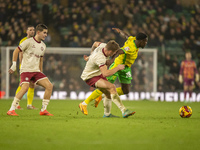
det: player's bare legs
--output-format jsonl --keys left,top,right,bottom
{"left": 15, "top": 84, "right": 22, "bottom": 109}
{"left": 95, "top": 83, "right": 130, "bottom": 107}
{"left": 29, "top": 82, "right": 35, "bottom": 90}
{"left": 121, "top": 83, "right": 131, "bottom": 94}
{"left": 95, "top": 79, "right": 135, "bottom": 118}
{"left": 79, "top": 79, "right": 124, "bottom": 116}
{"left": 37, "top": 78, "right": 53, "bottom": 99}
{"left": 15, "top": 83, "right": 30, "bottom": 99}
{"left": 96, "top": 79, "right": 128, "bottom": 116}
{"left": 7, "top": 83, "right": 29, "bottom": 116}
{"left": 36, "top": 78, "right": 53, "bottom": 116}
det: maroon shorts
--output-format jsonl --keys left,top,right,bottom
{"left": 85, "top": 74, "right": 108, "bottom": 87}
{"left": 184, "top": 78, "right": 194, "bottom": 86}
{"left": 20, "top": 72, "right": 47, "bottom": 85}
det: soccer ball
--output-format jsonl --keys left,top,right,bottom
{"left": 179, "top": 106, "right": 192, "bottom": 118}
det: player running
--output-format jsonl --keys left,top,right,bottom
{"left": 7, "top": 24, "right": 53, "bottom": 116}
{"left": 79, "top": 40, "right": 135, "bottom": 118}
{"left": 82, "top": 28, "right": 148, "bottom": 114}
{"left": 15, "top": 25, "right": 37, "bottom": 110}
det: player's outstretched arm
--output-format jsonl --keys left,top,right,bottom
{"left": 100, "top": 64, "right": 125, "bottom": 77}
{"left": 9, "top": 47, "right": 20, "bottom": 74}
{"left": 112, "top": 28, "right": 130, "bottom": 39}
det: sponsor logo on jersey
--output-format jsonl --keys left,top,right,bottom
{"left": 124, "top": 47, "right": 130, "bottom": 51}
{"left": 34, "top": 54, "right": 40, "bottom": 58}
{"left": 32, "top": 45, "right": 36, "bottom": 48}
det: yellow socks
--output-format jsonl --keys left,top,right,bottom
{"left": 15, "top": 86, "right": 21, "bottom": 95}
{"left": 116, "top": 87, "right": 124, "bottom": 96}
{"left": 84, "top": 89, "right": 103, "bottom": 104}
{"left": 27, "top": 87, "right": 34, "bottom": 106}
{"left": 84, "top": 87, "right": 124, "bottom": 105}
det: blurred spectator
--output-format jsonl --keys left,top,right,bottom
{"left": 182, "top": 38, "right": 192, "bottom": 51}
{"left": 1, "top": 0, "right": 200, "bottom": 94}
{"left": 42, "top": 0, "right": 50, "bottom": 25}
{"left": 170, "top": 61, "right": 180, "bottom": 75}
{"left": 173, "top": 0, "right": 182, "bottom": 13}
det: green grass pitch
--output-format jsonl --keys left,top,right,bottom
{"left": 0, "top": 99, "right": 200, "bottom": 150}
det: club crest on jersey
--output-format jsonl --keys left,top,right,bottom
{"left": 124, "top": 47, "right": 130, "bottom": 51}
{"left": 41, "top": 47, "right": 44, "bottom": 51}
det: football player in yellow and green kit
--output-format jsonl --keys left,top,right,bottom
{"left": 15, "top": 25, "right": 37, "bottom": 110}
{"left": 81, "top": 28, "right": 148, "bottom": 117}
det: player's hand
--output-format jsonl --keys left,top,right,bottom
{"left": 9, "top": 62, "right": 16, "bottom": 74}
{"left": 83, "top": 55, "right": 89, "bottom": 61}
{"left": 179, "top": 75, "right": 183, "bottom": 84}
{"left": 195, "top": 74, "right": 199, "bottom": 82}
{"left": 117, "top": 64, "right": 125, "bottom": 70}
{"left": 112, "top": 28, "right": 121, "bottom": 33}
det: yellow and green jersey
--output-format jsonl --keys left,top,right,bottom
{"left": 111, "top": 36, "right": 139, "bottom": 69}
{"left": 19, "top": 37, "right": 28, "bottom": 45}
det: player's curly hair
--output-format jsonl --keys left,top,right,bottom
{"left": 136, "top": 33, "right": 148, "bottom": 40}
{"left": 106, "top": 40, "right": 120, "bottom": 51}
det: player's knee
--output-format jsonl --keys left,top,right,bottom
{"left": 109, "top": 84, "right": 117, "bottom": 94}
{"left": 47, "top": 82, "right": 53, "bottom": 91}
{"left": 110, "top": 84, "right": 116, "bottom": 90}
{"left": 21, "top": 84, "right": 29, "bottom": 92}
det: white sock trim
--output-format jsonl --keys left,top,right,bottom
{"left": 10, "top": 97, "right": 20, "bottom": 111}
{"left": 41, "top": 99, "right": 49, "bottom": 111}
{"left": 103, "top": 97, "right": 112, "bottom": 116}
{"left": 111, "top": 94, "right": 126, "bottom": 113}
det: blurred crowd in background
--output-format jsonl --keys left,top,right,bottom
{"left": 1, "top": 0, "right": 200, "bottom": 95}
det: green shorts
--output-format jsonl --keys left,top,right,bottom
{"left": 107, "top": 64, "right": 132, "bottom": 84}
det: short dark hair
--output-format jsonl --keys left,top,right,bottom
{"left": 106, "top": 40, "right": 120, "bottom": 51}
{"left": 136, "top": 33, "right": 147, "bottom": 40}
{"left": 36, "top": 24, "right": 48, "bottom": 32}
{"left": 27, "top": 25, "right": 34, "bottom": 29}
